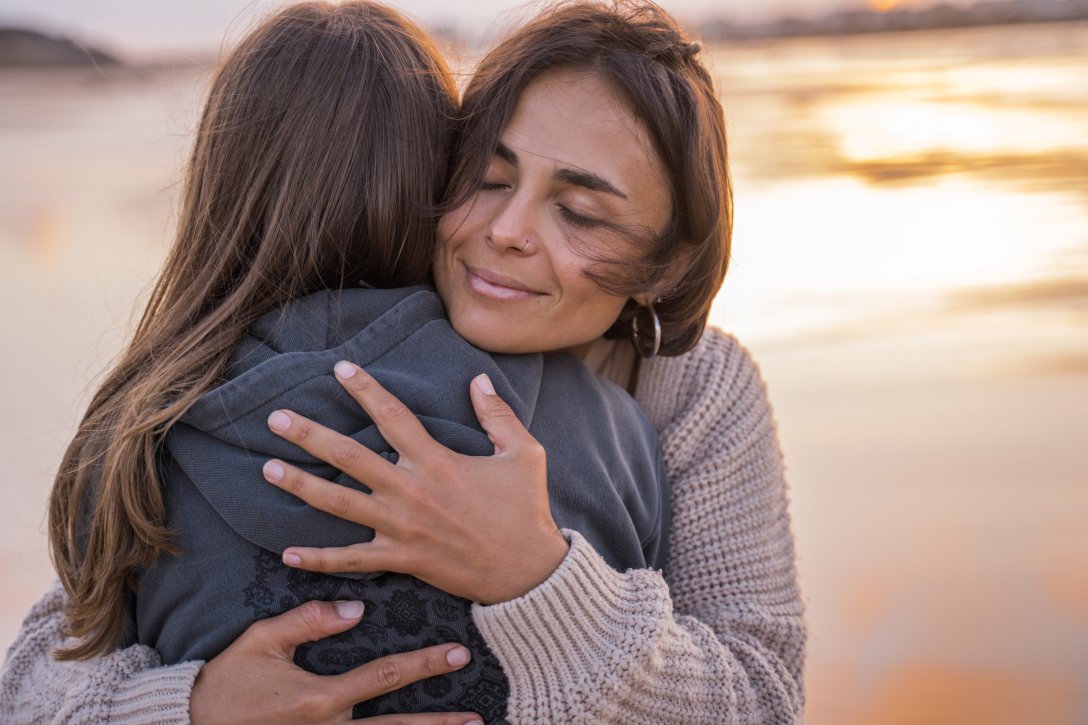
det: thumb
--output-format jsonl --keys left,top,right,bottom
{"left": 470, "top": 373, "right": 532, "bottom": 456}
{"left": 248, "top": 600, "right": 364, "bottom": 657}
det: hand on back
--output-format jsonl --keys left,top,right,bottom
{"left": 261, "top": 363, "right": 570, "bottom": 605}
{"left": 189, "top": 599, "right": 481, "bottom": 725}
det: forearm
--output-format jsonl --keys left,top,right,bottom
{"left": 1, "top": 582, "right": 201, "bottom": 725}
{"left": 473, "top": 331, "right": 806, "bottom": 724}
{"left": 472, "top": 530, "right": 804, "bottom": 724}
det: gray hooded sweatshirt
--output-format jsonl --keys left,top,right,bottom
{"left": 134, "top": 285, "right": 669, "bottom": 722}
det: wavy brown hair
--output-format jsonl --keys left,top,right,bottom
{"left": 49, "top": 0, "right": 457, "bottom": 660}
{"left": 448, "top": 0, "right": 731, "bottom": 355}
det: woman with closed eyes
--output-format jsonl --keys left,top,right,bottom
{"left": 1, "top": 2, "right": 805, "bottom": 723}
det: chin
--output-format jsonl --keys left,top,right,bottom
{"left": 449, "top": 315, "right": 524, "bottom": 354}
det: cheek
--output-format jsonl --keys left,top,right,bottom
{"left": 561, "top": 273, "right": 628, "bottom": 332}
{"left": 436, "top": 201, "right": 478, "bottom": 251}
{"left": 589, "top": 293, "right": 628, "bottom": 325}
{"left": 433, "top": 217, "right": 461, "bottom": 299}
{"left": 436, "top": 214, "right": 462, "bottom": 252}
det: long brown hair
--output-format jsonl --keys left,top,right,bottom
{"left": 49, "top": 0, "right": 457, "bottom": 659}
{"left": 448, "top": 0, "right": 731, "bottom": 355}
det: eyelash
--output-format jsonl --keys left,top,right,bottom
{"left": 558, "top": 205, "right": 601, "bottom": 229}
{"left": 477, "top": 179, "right": 602, "bottom": 229}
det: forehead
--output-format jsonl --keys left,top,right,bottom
{"left": 500, "top": 69, "right": 670, "bottom": 211}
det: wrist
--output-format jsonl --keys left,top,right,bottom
{"left": 530, "top": 529, "right": 571, "bottom": 590}
{"left": 484, "top": 528, "right": 570, "bottom": 605}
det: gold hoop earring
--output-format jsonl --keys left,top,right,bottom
{"left": 631, "top": 300, "right": 661, "bottom": 358}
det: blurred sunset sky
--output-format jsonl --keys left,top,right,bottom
{"left": 1, "top": 2, "right": 1086, "bottom": 724}
{"left": 3, "top": 0, "right": 995, "bottom": 58}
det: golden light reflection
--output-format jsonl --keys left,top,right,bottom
{"left": 952, "top": 276, "right": 1088, "bottom": 312}
{"left": 719, "top": 178, "right": 1082, "bottom": 343}
{"left": 868, "top": 0, "right": 904, "bottom": 12}
{"left": 824, "top": 101, "right": 1083, "bottom": 161}
{"left": 835, "top": 149, "right": 1088, "bottom": 196}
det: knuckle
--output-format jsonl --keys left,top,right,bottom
{"left": 401, "top": 485, "right": 434, "bottom": 514}
{"left": 285, "top": 468, "right": 306, "bottom": 495}
{"left": 524, "top": 441, "right": 547, "bottom": 465}
{"left": 327, "top": 488, "right": 355, "bottom": 517}
{"left": 422, "top": 649, "right": 445, "bottom": 676}
{"left": 331, "top": 441, "right": 361, "bottom": 467}
{"left": 427, "top": 453, "right": 458, "bottom": 482}
{"left": 384, "top": 546, "right": 412, "bottom": 573}
{"left": 291, "top": 691, "right": 325, "bottom": 717}
{"left": 380, "top": 399, "right": 409, "bottom": 421}
{"left": 382, "top": 509, "right": 413, "bottom": 540}
{"left": 354, "top": 372, "right": 376, "bottom": 393}
{"left": 293, "top": 419, "right": 313, "bottom": 443}
{"left": 343, "top": 551, "right": 367, "bottom": 572}
{"left": 376, "top": 658, "right": 404, "bottom": 690}
{"left": 241, "top": 618, "right": 268, "bottom": 645}
{"left": 296, "top": 600, "right": 328, "bottom": 631}
{"left": 487, "top": 398, "right": 516, "bottom": 417}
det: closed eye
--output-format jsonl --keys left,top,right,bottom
{"left": 558, "top": 205, "right": 601, "bottom": 229}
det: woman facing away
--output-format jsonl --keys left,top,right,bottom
{"left": 1, "top": 1, "right": 806, "bottom": 724}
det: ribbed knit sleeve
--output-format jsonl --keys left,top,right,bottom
{"left": 472, "top": 329, "right": 806, "bottom": 723}
{"left": 0, "top": 582, "right": 200, "bottom": 725}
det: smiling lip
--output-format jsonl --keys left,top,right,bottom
{"left": 464, "top": 264, "right": 542, "bottom": 301}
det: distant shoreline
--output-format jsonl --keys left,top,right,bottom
{"left": 0, "top": 27, "right": 118, "bottom": 68}
{"left": 698, "top": 0, "right": 1088, "bottom": 42}
{"left": 700, "top": 17, "right": 1088, "bottom": 49}
{"left": 3, "top": 3, "right": 1086, "bottom": 71}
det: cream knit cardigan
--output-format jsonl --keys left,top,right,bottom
{"left": 1, "top": 329, "right": 806, "bottom": 723}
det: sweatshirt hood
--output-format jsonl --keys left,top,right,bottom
{"left": 165, "top": 286, "right": 542, "bottom": 560}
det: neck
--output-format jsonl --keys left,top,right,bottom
{"left": 573, "top": 337, "right": 639, "bottom": 393}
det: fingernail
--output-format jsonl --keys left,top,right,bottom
{"left": 465, "top": 720, "right": 483, "bottom": 725}
{"left": 263, "top": 460, "right": 285, "bottom": 482}
{"left": 334, "top": 360, "right": 357, "bottom": 379}
{"left": 334, "top": 600, "right": 364, "bottom": 619}
{"left": 446, "top": 646, "right": 471, "bottom": 667}
{"left": 268, "top": 410, "right": 292, "bottom": 432}
{"left": 474, "top": 373, "right": 495, "bottom": 396}
{"left": 283, "top": 551, "right": 302, "bottom": 567}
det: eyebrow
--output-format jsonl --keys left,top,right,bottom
{"left": 494, "top": 142, "right": 629, "bottom": 201}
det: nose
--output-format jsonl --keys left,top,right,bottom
{"left": 486, "top": 189, "right": 540, "bottom": 255}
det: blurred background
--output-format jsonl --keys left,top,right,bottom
{"left": 1, "top": 1, "right": 1085, "bottom": 723}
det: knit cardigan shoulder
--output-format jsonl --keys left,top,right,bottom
{"left": 0, "top": 328, "right": 805, "bottom": 724}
